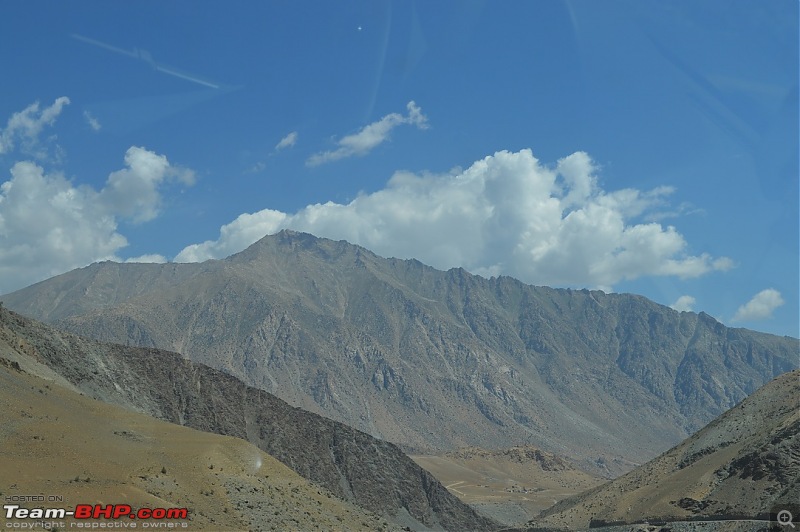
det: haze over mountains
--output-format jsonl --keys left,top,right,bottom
{"left": 3, "top": 230, "right": 797, "bottom": 476}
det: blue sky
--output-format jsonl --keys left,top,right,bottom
{"left": 0, "top": 1, "right": 797, "bottom": 338}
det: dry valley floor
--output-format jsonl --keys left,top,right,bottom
{"left": 412, "top": 446, "right": 604, "bottom": 525}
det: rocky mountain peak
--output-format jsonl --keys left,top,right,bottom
{"left": 2, "top": 231, "right": 797, "bottom": 477}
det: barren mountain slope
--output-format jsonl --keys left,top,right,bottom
{"left": 0, "top": 305, "right": 498, "bottom": 531}
{"left": 0, "top": 358, "right": 392, "bottom": 531}
{"left": 3, "top": 231, "right": 797, "bottom": 475}
{"left": 530, "top": 369, "right": 800, "bottom": 530}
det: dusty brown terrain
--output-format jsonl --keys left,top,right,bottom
{"left": 0, "top": 304, "right": 498, "bottom": 531}
{"left": 0, "top": 358, "right": 394, "bottom": 531}
{"left": 528, "top": 369, "right": 800, "bottom": 530}
{"left": 412, "top": 446, "right": 605, "bottom": 525}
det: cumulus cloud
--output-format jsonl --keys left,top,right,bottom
{"left": 0, "top": 97, "right": 70, "bottom": 158}
{"left": 306, "top": 101, "right": 428, "bottom": 166}
{"left": 0, "top": 147, "right": 194, "bottom": 294}
{"left": 275, "top": 131, "right": 298, "bottom": 151}
{"left": 99, "top": 146, "right": 195, "bottom": 223}
{"left": 670, "top": 295, "right": 696, "bottom": 312}
{"left": 732, "top": 289, "right": 784, "bottom": 322}
{"left": 176, "top": 209, "right": 287, "bottom": 262}
{"left": 176, "top": 149, "right": 732, "bottom": 289}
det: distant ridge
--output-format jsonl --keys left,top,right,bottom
{"left": 3, "top": 230, "right": 798, "bottom": 475}
{"left": 529, "top": 369, "right": 800, "bottom": 529}
{"left": 0, "top": 305, "right": 498, "bottom": 531}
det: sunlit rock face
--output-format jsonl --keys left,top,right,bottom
{"left": 3, "top": 230, "right": 797, "bottom": 476}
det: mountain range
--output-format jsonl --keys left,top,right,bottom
{"left": 0, "top": 304, "right": 497, "bottom": 531}
{"left": 2, "top": 300, "right": 796, "bottom": 530}
{"left": 3, "top": 230, "right": 797, "bottom": 476}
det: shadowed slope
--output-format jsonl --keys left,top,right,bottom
{"left": 0, "top": 357, "right": 391, "bottom": 531}
{"left": 529, "top": 369, "right": 800, "bottom": 529}
{"left": 0, "top": 305, "right": 498, "bottom": 531}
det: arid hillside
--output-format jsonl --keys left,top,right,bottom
{"left": 0, "top": 357, "right": 393, "bottom": 531}
{"left": 0, "top": 304, "right": 498, "bottom": 531}
{"left": 529, "top": 369, "right": 800, "bottom": 530}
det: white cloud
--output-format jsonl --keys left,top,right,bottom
{"left": 125, "top": 254, "right": 167, "bottom": 263}
{"left": 0, "top": 161, "right": 125, "bottom": 293}
{"left": 176, "top": 149, "right": 732, "bottom": 289}
{"left": 306, "top": 101, "right": 428, "bottom": 166}
{"left": 84, "top": 110, "right": 102, "bottom": 132}
{"left": 275, "top": 131, "right": 298, "bottom": 151}
{"left": 644, "top": 201, "right": 704, "bottom": 222}
{"left": 99, "top": 146, "right": 195, "bottom": 223}
{"left": 670, "top": 295, "right": 696, "bottom": 312}
{"left": 732, "top": 288, "right": 784, "bottom": 322}
{"left": 0, "top": 146, "right": 194, "bottom": 294}
{"left": 175, "top": 209, "right": 287, "bottom": 262}
{"left": 0, "top": 97, "right": 70, "bottom": 158}
{"left": 244, "top": 131, "right": 299, "bottom": 175}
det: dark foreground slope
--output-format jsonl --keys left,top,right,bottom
{"left": 3, "top": 231, "right": 798, "bottom": 474}
{"left": 528, "top": 369, "right": 800, "bottom": 530}
{"left": 0, "top": 356, "right": 391, "bottom": 531}
{"left": 0, "top": 305, "right": 498, "bottom": 531}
